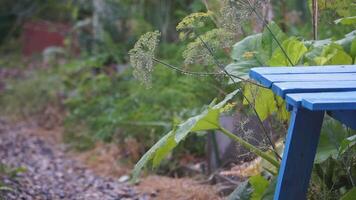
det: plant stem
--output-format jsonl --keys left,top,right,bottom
{"left": 195, "top": 33, "right": 281, "bottom": 160}
{"left": 219, "top": 126, "right": 280, "bottom": 168}
{"left": 153, "top": 58, "right": 268, "bottom": 88}
{"left": 312, "top": 0, "right": 318, "bottom": 40}
{"left": 245, "top": 0, "right": 295, "bottom": 66}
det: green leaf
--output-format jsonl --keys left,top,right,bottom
{"left": 261, "top": 178, "right": 277, "bottom": 200}
{"left": 243, "top": 84, "right": 289, "bottom": 121}
{"left": 315, "top": 118, "right": 352, "bottom": 163}
{"left": 132, "top": 131, "right": 175, "bottom": 181}
{"left": 313, "top": 43, "right": 353, "bottom": 65}
{"left": 226, "top": 22, "right": 286, "bottom": 83}
{"left": 227, "top": 181, "right": 252, "bottom": 200}
{"left": 262, "top": 21, "right": 287, "bottom": 59}
{"left": 336, "top": 30, "right": 356, "bottom": 53}
{"left": 152, "top": 133, "right": 177, "bottom": 167}
{"left": 175, "top": 88, "right": 240, "bottom": 142}
{"left": 249, "top": 175, "right": 270, "bottom": 200}
{"left": 268, "top": 37, "right": 307, "bottom": 66}
{"left": 227, "top": 33, "right": 263, "bottom": 82}
{"left": 132, "top": 89, "right": 240, "bottom": 180}
{"left": 335, "top": 16, "right": 356, "bottom": 25}
{"left": 350, "top": 38, "right": 356, "bottom": 59}
{"left": 341, "top": 188, "right": 356, "bottom": 200}
{"left": 339, "top": 135, "right": 356, "bottom": 155}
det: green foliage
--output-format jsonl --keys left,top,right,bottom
{"left": 132, "top": 89, "right": 280, "bottom": 180}
{"left": 249, "top": 175, "right": 270, "bottom": 200}
{"left": 341, "top": 188, "right": 356, "bottom": 200}
{"left": 335, "top": 16, "right": 356, "bottom": 25}
{"left": 0, "top": 69, "right": 62, "bottom": 118}
{"left": 267, "top": 37, "right": 307, "bottom": 66}
{"left": 62, "top": 55, "right": 219, "bottom": 146}
{"left": 227, "top": 175, "right": 276, "bottom": 200}
{"left": 132, "top": 89, "right": 240, "bottom": 180}
{"left": 308, "top": 0, "right": 356, "bottom": 18}
{"left": 226, "top": 21, "right": 287, "bottom": 82}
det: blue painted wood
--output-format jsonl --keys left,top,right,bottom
{"left": 250, "top": 65, "right": 356, "bottom": 75}
{"left": 272, "top": 81, "right": 356, "bottom": 98}
{"left": 328, "top": 110, "right": 356, "bottom": 130}
{"left": 256, "top": 73, "right": 356, "bottom": 88}
{"left": 286, "top": 91, "right": 356, "bottom": 110}
{"left": 250, "top": 65, "right": 356, "bottom": 200}
{"left": 274, "top": 108, "right": 324, "bottom": 200}
{"left": 249, "top": 65, "right": 356, "bottom": 87}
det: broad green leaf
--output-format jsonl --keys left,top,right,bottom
{"left": 350, "top": 38, "right": 356, "bottom": 59}
{"left": 152, "top": 133, "right": 177, "bottom": 167}
{"left": 339, "top": 135, "right": 356, "bottom": 155}
{"left": 261, "top": 178, "right": 277, "bottom": 200}
{"left": 249, "top": 175, "right": 270, "bottom": 200}
{"left": 175, "top": 88, "right": 240, "bottom": 141}
{"left": 227, "top": 180, "right": 252, "bottom": 200}
{"left": 315, "top": 118, "right": 352, "bottom": 163}
{"left": 336, "top": 30, "right": 356, "bottom": 53}
{"left": 132, "top": 89, "right": 240, "bottom": 180}
{"left": 335, "top": 16, "right": 356, "bottom": 25}
{"left": 227, "top": 33, "right": 263, "bottom": 82}
{"left": 268, "top": 37, "right": 307, "bottom": 66}
{"left": 313, "top": 43, "right": 353, "bottom": 65}
{"left": 226, "top": 22, "right": 286, "bottom": 83}
{"left": 243, "top": 84, "right": 289, "bottom": 121}
{"left": 132, "top": 131, "right": 175, "bottom": 180}
{"left": 341, "top": 188, "right": 356, "bottom": 200}
{"left": 262, "top": 21, "right": 287, "bottom": 59}
{"left": 174, "top": 108, "right": 219, "bottom": 142}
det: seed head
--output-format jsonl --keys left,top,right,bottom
{"left": 182, "top": 29, "right": 234, "bottom": 66}
{"left": 176, "top": 12, "right": 213, "bottom": 40}
{"left": 219, "top": 0, "right": 266, "bottom": 33}
{"left": 129, "top": 31, "right": 161, "bottom": 86}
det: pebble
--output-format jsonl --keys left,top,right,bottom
{"left": 0, "top": 121, "right": 146, "bottom": 200}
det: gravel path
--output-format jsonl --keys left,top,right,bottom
{"left": 0, "top": 120, "right": 147, "bottom": 200}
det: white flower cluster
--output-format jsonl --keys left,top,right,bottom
{"left": 129, "top": 31, "right": 161, "bottom": 86}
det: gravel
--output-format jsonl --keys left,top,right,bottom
{"left": 0, "top": 120, "right": 148, "bottom": 200}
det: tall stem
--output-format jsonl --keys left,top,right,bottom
{"left": 219, "top": 126, "right": 280, "bottom": 168}
{"left": 245, "top": 0, "right": 295, "bottom": 66}
{"left": 312, "top": 0, "right": 318, "bottom": 40}
{"left": 195, "top": 33, "right": 281, "bottom": 160}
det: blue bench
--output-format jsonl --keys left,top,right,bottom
{"left": 249, "top": 65, "right": 356, "bottom": 200}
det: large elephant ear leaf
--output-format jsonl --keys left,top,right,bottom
{"left": 132, "top": 131, "right": 175, "bottom": 181}
{"left": 268, "top": 37, "right": 307, "bottom": 66}
{"left": 131, "top": 89, "right": 240, "bottom": 181}
{"left": 261, "top": 21, "right": 287, "bottom": 59}
{"left": 175, "top": 88, "right": 240, "bottom": 142}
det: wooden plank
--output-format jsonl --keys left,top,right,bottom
{"left": 258, "top": 73, "right": 356, "bottom": 88}
{"left": 249, "top": 65, "right": 356, "bottom": 86}
{"left": 250, "top": 65, "right": 356, "bottom": 75}
{"left": 286, "top": 91, "right": 356, "bottom": 110}
{"left": 272, "top": 81, "right": 356, "bottom": 98}
{"left": 274, "top": 107, "right": 324, "bottom": 200}
{"left": 328, "top": 110, "right": 356, "bottom": 130}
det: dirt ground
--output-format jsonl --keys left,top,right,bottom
{"left": 0, "top": 118, "right": 222, "bottom": 200}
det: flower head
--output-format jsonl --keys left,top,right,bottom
{"left": 219, "top": 0, "right": 266, "bottom": 33}
{"left": 182, "top": 29, "right": 234, "bottom": 66}
{"left": 176, "top": 12, "right": 213, "bottom": 40}
{"left": 129, "top": 31, "right": 161, "bottom": 86}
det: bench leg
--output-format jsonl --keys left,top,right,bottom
{"left": 274, "top": 108, "right": 324, "bottom": 200}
